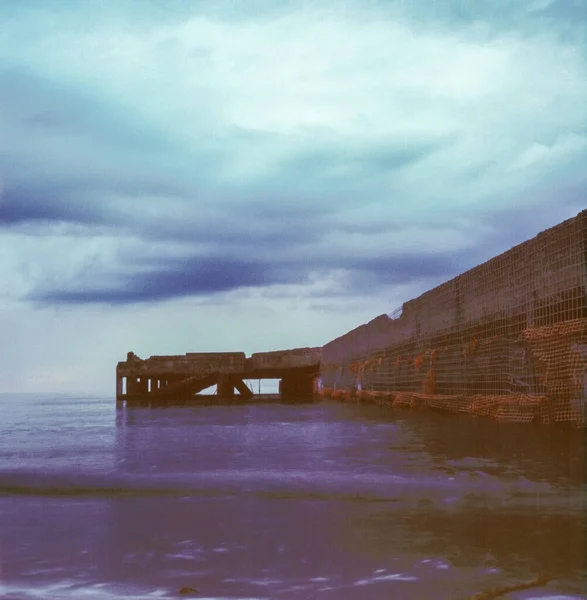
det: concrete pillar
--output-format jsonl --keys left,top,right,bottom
{"left": 137, "top": 377, "right": 148, "bottom": 395}
{"left": 217, "top": 375, "right": 235, "bottom": 398}
{"left": 116, "top": 375, "right": 123, "bottom": 401}
{"left": 280, "top": 375, "right": 313, "bottom": 399}
{"left": 126, "top": 377, "right": 137, "bottom": 396}
{"left": 234, "top": 379, "right": 254, "bottom": 399}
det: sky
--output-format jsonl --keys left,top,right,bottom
{"left": 0, "top": 0, "right": 585, "bottom": 394}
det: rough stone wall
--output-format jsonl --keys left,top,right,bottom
{"left": 320, "top": 210, "right": 586, "bottom": 423}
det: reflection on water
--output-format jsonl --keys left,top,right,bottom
{"left": 403, "top": 412, "right": 586, "bottom": 486}
{"left": 0, "top": 395, "right": 584, "bottom": 599}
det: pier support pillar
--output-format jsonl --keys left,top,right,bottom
{"left": 217, "top": 375, "right": 235, "bottom": 398}
{"left": 280, "top": 375, "right": 314, "bottom": 399}
{"left": 126, "top": 377, "right": 138, "bottom": 396}
{"left": 116, "top": 375, "right": 123, "bottom": 401}
{"left": 137, "top": 377, "right": 148, "bottom": 395}
{"left": 234, "top": 379, "right": 254, "bottom": 400}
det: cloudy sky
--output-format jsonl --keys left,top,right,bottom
{"left": 0, "top": 0, "right": 585, "bottom": 394}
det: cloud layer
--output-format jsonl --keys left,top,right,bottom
{"left": 1, "top": 0, "right": 585, "bottom": 311}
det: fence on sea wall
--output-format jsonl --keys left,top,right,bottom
{"left": 318, "top": 210, "right": 586, "bottom": 426}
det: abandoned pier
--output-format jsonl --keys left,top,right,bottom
{"left": 116, "top": 347, "right": 321, "bottom": 404}
{"left": 116, "top": 210, "right": 586, "bottom": 425}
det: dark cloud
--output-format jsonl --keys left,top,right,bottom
{"left": 18, "top": 178, "right": 586, "bottom": 307}
{"left": 0, "top": 67, "right": 356, "bottom": 238}
{"left": 27, "top": 256, "right": 304, "bottom": 306}
{"left": 0, "top": 182, "right": 110, "bottom": 226}
{"left": 19, "top": 199, "right": 586, "bottom": 307}
{"left": 1, "top": 3, "right": 585, "bottom": 312}
{"left": 470, "top": 187, "right": 587, "bottom": 261}
{"left": 25, "top": 241, "right": 473, "bottom": 306}
{"left": 0, "top": 67, "right": 375, "bottom": 254}
{"left": 349, "top": 252, "right": 462, "bottom": 285}
{"left": 0, "top": 175, "right": 194, "bottom": 228}
{"left": 0, "top": 177, "right": 329, "bottom": 252}
{"left": 0, "top": 66, "right": 214, "bottom": 228}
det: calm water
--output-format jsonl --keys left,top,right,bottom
{"left": 0, "top": 393, "right": 585, "bottom": 600}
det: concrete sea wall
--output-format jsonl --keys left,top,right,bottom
{"left": 318, "top": 210, "right": 586, "bottom": 425}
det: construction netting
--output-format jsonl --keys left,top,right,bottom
{"left": 318, "top": 211, "right": 586, "bottom": 426}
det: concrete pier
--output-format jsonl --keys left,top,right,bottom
{"left": 116, "top": 348, "right": 321, "bottom": 404}
{"left": 115, "top": 212, "right": 584, "bottom": 424}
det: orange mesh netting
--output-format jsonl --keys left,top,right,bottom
{"left": 319, "top": 318, "right": 585, "bottom": 426}
{"left": 522, "top": 318, "right": 586, "bottom": 424}
{"left": 319, "top": 211, "right": 586, "bottom": 426}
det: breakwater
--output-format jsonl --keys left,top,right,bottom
{"left": 317, "top": 210, "right": 586, "bottom": 426}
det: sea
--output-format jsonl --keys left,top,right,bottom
{"left": 0, "top": 393, "right": 585, "bottom": 600}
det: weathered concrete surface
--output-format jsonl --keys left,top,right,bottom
{"left": 117, "top": 352, "right": 247, "bottom": 378}
{"left": 319, "top": 210, "right": 586, "bottom": 424}
{"left": 116, "top": 347, "right": 321, "bottom": 403}
{"left": 248, "top": 347, "right": 322, "bottom": 371}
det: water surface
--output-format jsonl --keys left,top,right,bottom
{"left": 0, "top": 394, "right": 585, "bottom": 599}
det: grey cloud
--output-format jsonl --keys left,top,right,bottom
{"left": 0, "top": 67, "right": 361, "bottom": 237}
{"left": 2, "top": 2, "right": 584, "bottom": 311}
{"left": 0, "top": 67, "right": 218, "bottom": 229}
{"left": 0, "top": 67, "right": 171, "bottom": 155}
{"left": 0, "top": 182, "right": 110, "bottom": 226}
{"left": 0, "top": 176, "right": 189, "bottom": 227}
{"left": 472, "top": 188, "right": 587, "bottom": 258}
{"left": 116, "top": 0, "right": 586, "bottom": 31}
{"left": 349, "top": 252, "right": 462, "bottom": 285}
{"left": 26, "top": 239, "right": 474, "bottom": 306}
{"left": 27, "top": 256, "right": 308, "bottom": 306}
{"left": 22, "top": 193, "right": 584, "bottom": 306}
{"left": 0, "top": 66, "right": 408, "bottom": 250}
{"left": 277, "top": 137, "right": 448, "bottom": 183}
{"left": 395, "top": 0, "right": 585, "bottom": 37}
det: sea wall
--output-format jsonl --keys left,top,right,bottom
{"left": 319, "top": 210, "right": 586, "bottom": 425}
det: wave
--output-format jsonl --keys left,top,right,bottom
{"left": 0, "top": 582, "right": 268, "bottom": 600}
{"left": 1, "top": 468, "right": 582, "bottom": 511}
{"left": 0, "top": 468, "right": 449, "bottom": 496}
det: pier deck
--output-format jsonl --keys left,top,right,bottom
{"left": 116, "top": 347, "right": 321, "bottom": 404}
